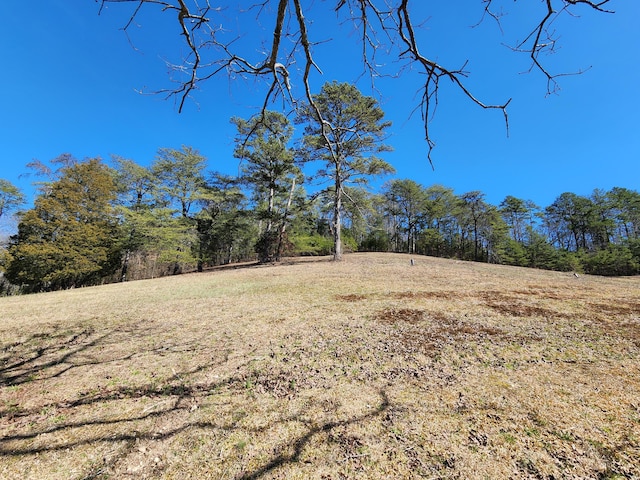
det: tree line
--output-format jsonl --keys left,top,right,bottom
{"left": 1, "top": 83, "right": 639, "bottom": 293}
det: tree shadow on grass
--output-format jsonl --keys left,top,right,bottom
{"left": 0, "top": 322, "right": 391, "bottom": 479}
{"left": 238, "top": 389, "right": 390, "bottom": 480}
{"left": 0, "top": 327, "right": 244, "bottom": 478}
{"left": 201, "top": 255, "right": 333, "bottom": 274}
{"left": 0, "top": 329, "right": 119, "bottom": 388}
{"left": 0, "top": 322, "right": 191, "bottom": 390}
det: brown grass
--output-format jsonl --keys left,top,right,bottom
{"left": 0, "top": 253, "right": 638, "bottom": 479}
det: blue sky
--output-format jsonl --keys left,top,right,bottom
{"left": 1, "top": 1, "right": 638, "bottom": 232}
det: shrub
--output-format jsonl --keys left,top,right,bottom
{"left": 290, "top": 234, "right": 333, "bottom": 256}
{"left": 581, "top": 245, "right": 640, "bottom": 276}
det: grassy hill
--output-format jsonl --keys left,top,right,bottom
{"left": 1, "top": 253, "right": 638, "bottom": 479}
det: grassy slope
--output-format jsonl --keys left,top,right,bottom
{"left": 0, "top": 253, "right": 639, "bottom": 479}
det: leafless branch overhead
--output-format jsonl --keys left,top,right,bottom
{"left": 97, "top": 0, "right": 615, "bottom": 163}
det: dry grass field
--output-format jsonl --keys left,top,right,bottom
{"left": 0, "top": 253, "right": 639, "bottom": 479}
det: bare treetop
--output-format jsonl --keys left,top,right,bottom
{"left": 97, "top": 0, "right": 613, "bottom": 163}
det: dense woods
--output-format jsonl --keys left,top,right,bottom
{"left": 1, "top": 84, "right": 639, "bottom": 293}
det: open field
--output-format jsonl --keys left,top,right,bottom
{"left": 1, "top": 253, "right": 639, "bottom": 479}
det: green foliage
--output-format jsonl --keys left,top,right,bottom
{"left": 113, "top": 147, "right": 261, "bottom": 277}
{"left": 458, "top": 191, "right": 492, "bottom": 261}
{"left": 499, "top": 195, "right": 538, "bottom": 244}
{"left": 298, "top": 81, "right": 394, "bottom": 260}
{"left": 121, "top": 207, "right": 198, "bottom": 263}
{"left": 0, "top": 247, "right": 9, "bottom": 273}
{"left": 5, "top": 146, "right": 640, "bottom": 286}
{"left": 384, "top": 179, "right": 428, "bottom": 254}
{"left": 153, "top": 146, "right": 208, "bottom": 218}
{"left": 290, "top": 234, "right": 334, "bottom": 256}
{"left": 341, "top": 233, "right": 359, "bottom": 253}
{"left": 255, "top": 230, "right": 295, "bottom": 263}
{"left": 582, "top": 245, "right": 640, "bottom": 276}
{"left": 6, "top": 158, "right": 122, "bottom": 292}
{"left": 341, "top": 187, "right": 379, "bottom": 246}
{"left": 255, "top": 230, "right": 280, "bottom": 263}
{"left": 525, "top": 234, "right": 556, "bottom": 270}
{"left": 112, "top": 156, "right": 156, "bottom": 210}
{"left": 525, "top": 233, "right": 579, "bottom": 272}
{"left": 232, "top": 111, "right": 301, "bottom": 261}
{"left": 196, "top": 175, "right": 257, "bottom": 266}
{"left": 416, "top": 229, "right": 446, "bottom": 257}
{"left": 608, "top": 187, "right": 640, "bottom": 241}
{"left": 0, "top": 179, "right": 25, "bottom": 220}
{"left": 360, "top": 230, "right": 391, "bottom": 252}
{"left": 628, "top": 238, "right": 640, "bottom": 259}
{"left": 496, "top": 238, "right": 529, "bottom": 267}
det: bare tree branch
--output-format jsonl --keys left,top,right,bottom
{"left": 97, "top": 0, "right": 615, "bottom": 163}
{"left": 490, "top": 0, "right": 613, "bottom": 94}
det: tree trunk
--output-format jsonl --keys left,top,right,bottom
{"left": 267, "top": 185, "right": 275, "bottom": 232}
{"left": 276, "top": 177, "right": 296, "bottom": 261}
{"left": 473, "top": 219, "right": 480, "bottom": 261}
{"left": 334, "top": 173, "right": 343, "bottom": 261}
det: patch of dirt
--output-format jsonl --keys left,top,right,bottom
{"left": 483, "top": 301, "right": 565, "bottom": 318}
{"left": 235, "top": 368, "right": 300, "bottom": 398}
{"left": 390, "top": 291, "right": 458, "bottom": 300}
{"left": 375, "top": 308, "right": 510, "bottom": 355}
{"left": 337, "top": 290, "right": 460, "bottom": 302}
{"left": 478, "top": 291, "right": 567, "bottom": 319}
{"left": 335, "top": 294, "right": 369, "bottom": 302}
{"left": 376, "top": 308, "right": 427, "bottom": 325}
{"left": 589, "top": 301, "right": 640, "bottom": 316}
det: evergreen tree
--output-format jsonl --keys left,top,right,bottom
{"left": 0, "top": 179, "right": 25, "bottom": 221}
{"left": 459, "top": 191, "right": 490, "bottom": 261}
{"left": 545, "top": 192, "right": 599, "bottom": 251}
{"left": 499, "top": 196, "right": 538, "bottom": 244}
{"left": 112, "top": 156, "right": 156, "bottom": 211}
{"left": 6, "top": 158, "right": 121, "bottom": 292}
{"left": 153, "top": 146, "right": 208, "bottom": 219}
{"left": 298, "top": 82, "right": 394, "bottom": 260}
{"left": 232, "top": 111, "right": 301, "bottom": 262}
{"left": 421, "top": 185, "right": 458, "bottom": 257}
{"left": 112, "top": 157, "right": 159, "bottom": 280}
{"left": 196, "top": 174, "right": 256, "bottom": 266}
{"left": 384, "top": 179, "right": 427, "bottom": 254}
{"left": 607, "top": 187, "right": 640, "bottom": 241}
{"left": 151, "top": 146, "right": 208, "bottom": 271}
{"left": 341, "top": 186, "right": 378, "bottom": 250}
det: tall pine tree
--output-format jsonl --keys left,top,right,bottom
{"left": 298, "top": 82, "right": 394, "bottom": 260}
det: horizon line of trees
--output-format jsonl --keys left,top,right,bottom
{"left": 1, "top": 151, "right": 638, "bottom": 294}
{"left": 1, "top": 84, "right": 639, "bottom": 294}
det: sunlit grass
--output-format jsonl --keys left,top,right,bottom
{"left": 0, "top": 253, "right": 638, "bottom": 479}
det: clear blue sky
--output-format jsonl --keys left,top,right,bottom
{"left": 1, "top": 1, "right": 638, "bottom": 232}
